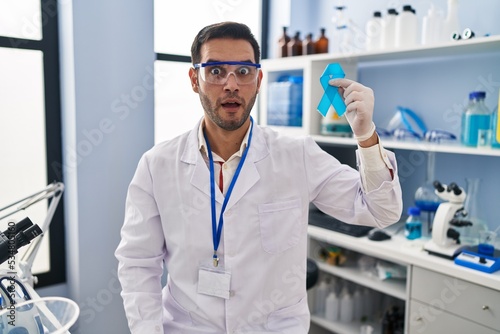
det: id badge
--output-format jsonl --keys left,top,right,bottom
{"left": 197, "top": 264, "right": 231, "bottom": 300}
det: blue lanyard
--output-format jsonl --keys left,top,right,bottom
{"left": 203, "top": 117, "right": 254, "bottom": 267}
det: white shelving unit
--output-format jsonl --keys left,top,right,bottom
{"left": 260, "top": 36, "right": 500, "bottom": 334}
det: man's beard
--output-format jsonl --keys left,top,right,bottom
{"left": 199, "top": 91, "right": 257, "bottom": 131}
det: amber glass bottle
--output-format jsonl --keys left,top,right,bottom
{"left": 287, "top": 31, "right": 302, "bottom": 56}
{"left": 277, "top": 26, "right": 291, "bottom": 57}
{"left": 303, "top": 33, "right": 315, "bottom": 55}
{"left": 315, "top": 28, "right": 329, "bottom": 54}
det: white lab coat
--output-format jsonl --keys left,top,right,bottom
{"left": 115, "top": 120, "right": 402, "bottom": 334}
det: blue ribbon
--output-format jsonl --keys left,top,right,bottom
{"left": 317, "top": 63, "right": 347, "bottom": 117}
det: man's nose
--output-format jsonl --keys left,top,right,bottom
{"left": 224, "top": 72, "right": 239, "bottom": 91}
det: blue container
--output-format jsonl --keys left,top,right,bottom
{"left": 267, "top": 75, "right": 303, "bottom": 127}
{"left": 405, "top": 206, "right": 422, "bottom": 240}
{"left": 461, "top": 91, "right": 491, "bottom": 147}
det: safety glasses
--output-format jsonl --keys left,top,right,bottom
{"left": 194, "top": 61, "right": 261, "bottom": 85}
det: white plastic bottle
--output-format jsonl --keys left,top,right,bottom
{"left": 442, "top": 0, "right": 460, "bottom": 42}
{"left": 325, "top": 292, "right": 340, "bottom": 322}
{"left": 422, "top": 4, "right": 443, "bottom": 45}
{"left": 353, "top": 287, "right": 363, "bottom": 322}
{"left": 339, "top": 287, "right": 354, "bottom": 322}
{"left": 381, "top": 8, "right": 398, "bottom": 50}
{"left": 365, "top": 11, "right": 383, "bottom": 51}
{"left": 315, "top": 280, "right": 329, "bottom": 316}
{"left": 395, "top": 5, "right": 418, "bottom": 48}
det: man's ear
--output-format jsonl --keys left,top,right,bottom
{"left": 189, "top": 67, "right": 199, "bottom": 93}
{"left": 256, "top": 68, "right": 263, "bottom": 94}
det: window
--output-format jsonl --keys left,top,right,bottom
{"left": 0, "top": 0, "right": 65, "bottom": 287}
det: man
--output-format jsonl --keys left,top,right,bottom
{"left": 115, "top": 21, "right": 402, "bottom": 333}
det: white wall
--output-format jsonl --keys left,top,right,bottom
{"left": 58, "top": 1, "right": 155, "bottom": 333}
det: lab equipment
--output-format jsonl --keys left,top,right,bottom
{"left": 380, "top": 8, "right": 398, "bottom": 50}
{"left": 267, "top": 75, "right": 303, "bottom": 127}
{"left": 325, "top": 291, "right": 340, "bottom": 322}
{"left": 461, "top": 91, "right": 491, "bottom": 147}
{"left": 287, "top": 31, "right": 302, "bottom": 56}
{"left": 491, "top": 98, "right": 500, "bottom": 148}
{"left": 0, "top": 181, "right": 64, "bottom": 286}
{"left": 277, "top": 26, "right": 291, "bottom": 57}
{"left": 454, "top": 248, "right": 500, "bottom": 273}
{"left": 365, "top": 11, "right": 383, "bottom": 51}
{"left": 421, "top": 4, "right": 443, "bottom": 45}
{"left": 314, "top": 28, "right": 329, "bottom": 54}
{"left": 414, "top": 152, "right": 442, "bottom": 232}
{"left": 405, "top": 207, "right": 422, "bottom": 240}
{"left": 460, "top": 178, "right": 488, "bottom": 245}
{"left": 339, "top": 286, "right": 354, "bottom": 322}
{"left": 315, "top": 280, "right": 329, "bottom": 316}
{"left": 442, "top": 0, "right": 461, "bottom": 41}
{"left": 0, "top": 217, "right": 42, "bottom": 265}
{"left": 424, "top": 180, "right": 472, "bottom": 259}
{"left": 302, "top": 33, "right": 314, "bottom": 55}
{"left": 395, "top": 5, "right": 418, "bottom": 48}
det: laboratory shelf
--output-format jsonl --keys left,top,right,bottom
{"left": 310, "top": 315, "right": 380, "bottom": 334}
{"left": 316, "top": 262, "right": 407, "bottom": 301}
{"left": 310, "top": 135, "right": 500, "bottom": 157}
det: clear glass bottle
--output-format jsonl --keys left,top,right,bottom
{"left": 315, "top": 28, "right": 329, "bottom": 54}
{"left": 461, "top": 91, "right": 491, "bottom": 147}
{"left": 414, "top": 151, "right": 442, "bottom": 235}
{"left": 405, "top": 206, "right": 422, "bottom": 240}
{"left": 461, "top": 178, "right": 488, "bottom": 245}
{"left": 277, "top": 26, "right": 290, "bottom": 57}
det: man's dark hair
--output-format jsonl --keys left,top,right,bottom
{"left": 191, "top": 21, "right": 261, "bottom": 65}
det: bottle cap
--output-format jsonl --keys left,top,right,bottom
{"left": 388, "top": 8, "right": 398, "bottom": 15}
{"left": 408, "top": 206, "right": 421, "bottom": 216}
{"left": 469, "top": 91, "right": 486, "bottom": 100}
{"left": 374, "top": 11, "right": 382, "bottom": 17}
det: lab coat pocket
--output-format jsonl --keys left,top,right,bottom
{"left": 258, "top": 198, "right": 302, "bottom": 254}
{"left": 163, "top": 284, "right": 193, "bottom": 325}
{"left": 267, "top": 297, "right": 309, "bottom": 332}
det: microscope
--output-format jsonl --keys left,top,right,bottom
{"left": 424, "top": 181, "right": 472, "bottom": 259}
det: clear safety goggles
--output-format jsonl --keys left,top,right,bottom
{"left": 194, "top": 61, "right": 261, "bottom": 85}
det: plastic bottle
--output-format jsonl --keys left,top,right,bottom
{"left": 277, "top": 26, "right": 290, "bottom": 57}
{"left": 339, "top": 287, "right": 354, "bottom": 322}
{"left": 491, "top": 90, "right": 500, "bottom": 148}
{"left": 302, "top": 33, "right": 315, "bottom": 55}
{"left": 381, "top": 8, "right": 398, "bottom": 50}
{"left": 365, "top": 11, "right": 383, "bottom": 51}
{"left": 405, "top": 206, "right": 422, "bottom": 240}
{"left": 395, "top": 5, "right": 418, "bottom": 48}
{"left": 461, "top": 91, "right": 491, "bottom": 147}
{"left": 442, "top": 0, "right": 460, "bottom": 42}
{"left": 315, "top": 28, "right": 329, "bottom": 54}
{"left": 287, "top": 31, "right": 302, "bottom": 57}
{"left": 353, "top": 287, "right": 363, "bottom": 322}
{"left": 314, "top": 280, "right": 329, "bottom": 316}
{"left": 421, "top": 4, "right": 443, "bottom": 45}
{"left": 325, "top": 292, "right": 340, "bottom": 322}
{"left": 492, "top": 104, "right": 500, "bottom": 148}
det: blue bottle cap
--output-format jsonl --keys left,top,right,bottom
{"left": 469, "top": 91, "right": 486, "bottom": 100}
{"left": 408, "top": 206, "right": 421, "bottom": 216}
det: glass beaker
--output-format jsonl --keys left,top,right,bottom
{"left": 414, "top": 151, "right": 442, "bottom": 235}
{"left": 461, "top": 178, "right": 488, "bottom": 245}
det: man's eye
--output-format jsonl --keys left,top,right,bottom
{"left": 210, "top": 67, "right": 223, "bottom": 76}
{"left": 238, "top": 67, "right": 250, "bottom": 75}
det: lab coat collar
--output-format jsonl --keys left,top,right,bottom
{"left": 181, "top": 117, "right": 269, "bottom": 208}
